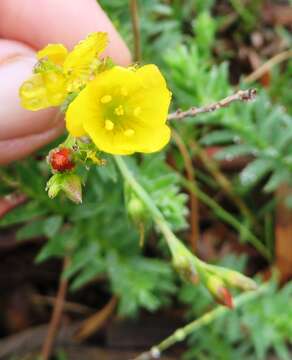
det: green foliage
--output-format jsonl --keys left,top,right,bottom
{"left": 129, "top": 154, "right": 189, "bottom": 231}
{"left": 0, "top": 154, "right": 185, "bottom": 317}
{"left": 183, "top": 282, "right": 292, "bottom": 360}
{"left": 99, "top": 0, "right": 218, "bottom": 66}
{"left": 180, "top": 256, "right": 292, "bottom": 360}
{"left": 165, "top": 37, "right": 292, "bottom": 211}
{"left": 1, "top": 0, "right": 292, "bottom": 357}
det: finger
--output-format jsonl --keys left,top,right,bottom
{"left": 0, "top": 0, "right": 131, "bottom": 66}
{"left": 0, "top": 39, "right": 59, "bottom": 140}
{"left": 0, "top": 193, "right": 27, "bottom": 219}
{"left": 0, "top": 121, "right": 64, "bottom": 165}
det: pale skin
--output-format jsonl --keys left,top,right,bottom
{"left": 0, "top": 0, "right": 131, "bottom": 164}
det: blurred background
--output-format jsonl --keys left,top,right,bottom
{"left": 0, "top": 0, "right": 292, "bottom": 359}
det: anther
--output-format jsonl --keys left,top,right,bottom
{"left": 100, "top": 95, "right": 112, "bottom": 104}
{"left": 105, "top": 119, "right": 114, "bottom": 131}
{"left": 124, "top": 129, "right": 135, "bottom": 137}
{"left": 115, "top": 105, "right": 124, "bottom": 116}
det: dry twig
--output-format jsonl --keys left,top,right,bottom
{"left": 74, "top": 296, "right": 118, "bottom": 342}
{"left": 167, "top": 89, "right": 257, "bottom": 121}
{"left": 190, "top": 141, "right": 256, "bottom": 226}
{"left": 243, "top": 49, "right": 292, "bottom": 84}
{"left": 41, "top": 257, "right": 69, "bottom": 360}
{"left": 31, "top": 294, "right": 94, "bottom": 315}
{"left": 172, "top": 130, "right": 199, "bottom": 252}
{"left": 130, "top": 0, "right": 141, "bottom": 62}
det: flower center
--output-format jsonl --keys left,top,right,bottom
{"left": 100, "top": 92, "right": 137, "bottom": 137}
{"left": 114, "top": 105, "right": 125, "bottom": 116}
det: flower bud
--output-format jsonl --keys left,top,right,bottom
{"left": 61, "top": 174, "right": 82, "bottom": 204}
{"left": 125, "top": 182, "right": 149, "bottom": 225}
{"left": 48, "top": 147, "right": 75, "bottom": 172}
{"left": 46, "top": 174, "right": 63, "bottom": 199}
{"left": 217, "top": 286, "right": 234, "bottom": 309}
{"left": 128, "top": 197, "right": 146, "bottom": 222}
{"left": 222, "top": 270, "right": 257, "bottom": 291}
{"left": 46, "top": 173, "right": 82, "bottom": 203}
{"left": 208, "top": 266, "right": 258, "bottom": 292}
{"left": 206, "top": 276, "right": 234, "bottom": 309}
{"left": 172, "top": 252, "right": 198, "bottom": 284}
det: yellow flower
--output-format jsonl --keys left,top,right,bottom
{"left": 66, "top": 65, "right": 172, "bottom": 155}
{"left": 19, "top": 32, "right": 108, "bottom": 111}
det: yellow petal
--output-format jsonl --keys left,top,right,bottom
{"left": 37, "top": 44, "right": 68, "bottom": 65}
{"left": 19, "top": 72, "right": 67, "bottom": 111}
{"left": 124, "top": 128, "right": 135, "bottom": 137}
{"left": 103, "top": 122, "right": 171, "bottom": 154}
{"left": 63, "top": 32, "right": 108, "bottom": 91}
{"left": 66, "top": 86, "right": 95, "bottom": 137}
{"left": 82, "top": 66, "right": 140, "bottom": 100}
{"left": 44, "top": 72, "right": 67, "bottom": 105}
{"left": 136, "top": 64, "right": 168, "bottom": 88}
{"left": 19, "top": 74, "right": 49, "bottom": 111}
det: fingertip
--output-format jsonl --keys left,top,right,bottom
{"left": 0, "top": 0, "right": 132, "bottom": 66}
{"left": 0, "top": 122, "right": 65, "bottom": 165}
{"left": 95, "top": 2, "right": 132, "bottom": 66}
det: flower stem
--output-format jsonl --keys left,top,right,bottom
{"left": 114, "top": 156, "right": 202, "bottom": 269}
{"left": 115, "top": 157, "right": 177, "bottom": 247}
{"left": 132, "top": 283, "right": 269, "bottom": 360}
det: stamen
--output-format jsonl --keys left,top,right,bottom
{"left": 105, "top": 119, "right": 114, "bottom": 131}
{"left": 100, "top": 95, "right": 112, "bottom": 104}
{"left": 134, "top": 107, "right": 141, "bottom": 116}
{"left": 115, "top": 105, "right": 124, "bottom": 116}
{"left": 124, "top": 129, "right": 135, "bottom": 137}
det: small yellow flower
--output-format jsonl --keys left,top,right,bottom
{"left": 66, "top": 65, "right": 172, "bottom": 155}
{"left": 19, "top": 32, "right": 108, "bottom": 111}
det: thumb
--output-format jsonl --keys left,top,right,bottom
{"left": 0, "top": 40, "right": 64, "bottom": 164}
{"left": 0, "top": 40, "right": 60, "bottom": 141}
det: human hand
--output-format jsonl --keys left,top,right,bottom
{"left": 0, "top": 0, "right": 131, "bottom": 164}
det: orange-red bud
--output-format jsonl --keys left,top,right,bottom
{"left": 217, "top": 287, "right": 234, "bottom": 309}
{"left": 49, "top": 148, "right": 75, "bottom": 172}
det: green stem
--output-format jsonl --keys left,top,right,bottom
{"left": 179, "top": 176, "right": 271, "bottom": 261}
{"left": 114, "top": 156, "right": 202, "bottom": 269}
{"left": 133, "top": 283, "right": 270, "bottom": 360}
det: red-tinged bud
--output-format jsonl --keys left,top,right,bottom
{"left": 217, "top": 287, "right": 234, "bottom": 309}
{"left": 48, "top": 148, "right": 75, "bottom": 172}
{"left": 46, "top": 173, "right": 82, "bottom": 203}
{"left": 224, "top": 270, "right": 257, "bottom": 291}
{"left": 206, "top": 276, "right": 234, "bottom": 309}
